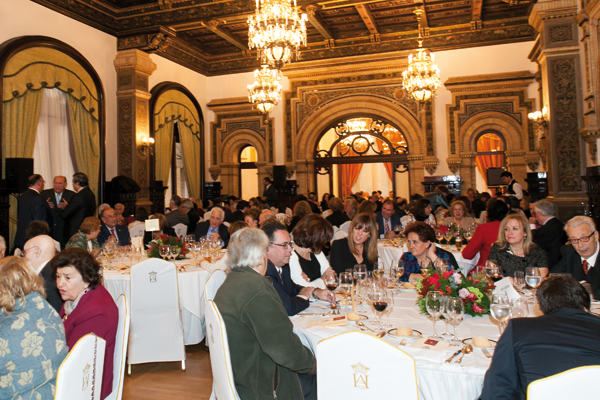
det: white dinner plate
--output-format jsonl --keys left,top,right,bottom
{"left": 462, "top": 338, "right": 497, "bottom": 349}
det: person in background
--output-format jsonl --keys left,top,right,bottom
{"left": 249, "top": 196, "right": 264, "bottom": 210}
{"left": 61, "top": 172, "right": 96, "bottom": 245}
{"left": 0, "top": 235, "right": 5, "bottom": 259}
{"left": 143, "top": 213, "right": 176, "bottom": 245}
{"left": 195, "top": 207, "right": 230, "bottom": 248}
{"left": 500, "top": 171, "right": 523, "bottom": 201}
{"left": 97, "top": 207, "right": 130, "bottom": 247}
{"left": 262, "top": 177, "right": 278, "bottom": 207}
{"left": 425, "top": 185, "right": 450, "bottom": 213}
{"left": 376, "top": 199, "right": 401, "bottom": 239}
{"left": 181, "top": 199, "right": 200, "bottom": 235}
{"left": 395, "top": 197, "right": 408, "bottom": 219}
{"left": 320, "top": 193, "right": 331, "bottom": 211}
{"left": 23, "top": 234, "right": 63, "bottom": 312}
{"left": 114, "top": 203, "right": 128, "bottom": 226}
{"left": 228, "top": 220, "right": 248, "bottom": 236}
{"left": 330, "top": 213, "right": 378, "bottom": 273}
{"left": 0, "top": 256, "right": 68, "bottom": 400}
{"left": 42, "top": 175, "right": 75, "bottom": 248}
{"left": 166, "top": 195, "right": 189, "bottom": 227}
{"left": 444, "top": 200, "right": 476, "bottom": 230}
{"left": 244, "top": 207, "right": 262, "bottom": 228}
{"left": 259, "top": 209, "right": 277, "bottom": 226}
{"left": 288, "top": 200, "right": 312, "bottom": 232}
{"left": 307, "top": 192, "right": 321, "bottom": 213}
{"left": 405, "top": 198, "right": 436, "bottom": 226}
{"left": 226, "top": 200, "right": 248, "bottom": 224}
{"left": 462, "top": 198, "right": 509, "bottom": 267}
{"left": 24, "top": 220, "right": 50, "bottom": 243}
{"left": 531, "top": 199, "right": 568, "bottom": 269}
{"left": 358, "top": 200, "right": 377, "bottom": 215}
{"left": 15, "top": 174, "right": 51, "bottom": 251}
{"left": 66, "top": 216, "right": 102, "bottom": 257}
{"left": 326, "top": 197, "right": 349, "bottom": 228}
{"left": 344, "top": 196, "right": 358, "bottom": 220}
{"left": 370, "top": 191, "right": 383, "bottom": 213}
{"left": 128, "top": 207, "right": 148, "bottom": 230}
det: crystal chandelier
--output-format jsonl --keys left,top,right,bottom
{"left": 402, "top": 9, "right": 441, "bottom": 103}
{"left": 247, "top": 65, "right": 282, "bottom": 114}
{"left": 247, "top": 0, "right": 308, "bottom": 70}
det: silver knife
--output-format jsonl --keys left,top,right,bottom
{"left": 445, "top": 349, "right": 462, "bottom": 363}
{"left": 482, "top": 348, "right": 492, "bottom": 358}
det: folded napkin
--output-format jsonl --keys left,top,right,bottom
{"left": 401, "top": 344, "right": 455, "bottom": 363}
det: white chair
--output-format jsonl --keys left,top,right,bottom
{"left": 222, "top": 221, "right": 230, "bottom": 227}
{"left": 105, "top": 295, "right": 130, "bottom": 400}
{"left": 173, "top": 223, "right": 187, "bottom": 238}
{"left": 317, "top": 331, "right": 418, "bottom": 400}
{"left": 285, "top": 207, "right": 292, "bottom": 216}
{"left": 322, "top": 209, "right": 332, "bottom": 218}
{"left": 204, "top": 269, "right": 227, "bottom": 303}
{"left": 333, "top": 229, "right": 348, "bottom": 241}
{"left": 55, "top": 333, "right": 106, "bottom": 400}
{"left": 129, "top": 224, "right": 145, "bottom": 238}
{"left": 527, "top": 365, "right": 600, "bottom": 399}
{"left": 205, "top": 300, "right": 241, "bottom": 400}
{"left": 339, "top": 220, "right": 351, "bottom": 234}
{"left": 128, "top": 258, "right": 186, "bottom": 373}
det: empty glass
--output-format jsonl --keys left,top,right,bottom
{"left": 513, "top": 271, "right": 526, "bottom": 293}
{"left": 510, "top": 297, "right": 529, "bottom": 318}
{"left": 426, "top": 291, "right": 444, "bottom": 339}
{"left": 490, "top": 294, "right": 511, "bottom": 333}
{"left": 446, "top": 297, "right": 465, "bottom": 345}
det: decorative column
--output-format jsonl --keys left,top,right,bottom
{"left": 113, "top": 49, "right": 157, "bottom": 211}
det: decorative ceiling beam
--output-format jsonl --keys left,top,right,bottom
{"left": 306, "top": 5, "right": 335, "bottom": 40}
{"left": 202, "top": 20, "right": 248, "bottom": 51}
{"left": 355, "top": 4, "right": 379, "bottom": 35}
{"left": 471, "top": 0, "right": 483, "bottom": 30}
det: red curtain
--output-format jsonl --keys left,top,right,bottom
{"left": 340, "top": 163, "right": 362, "bottom": 197}
{"left": 475, "top": 134, "right": 504, "bottom": 185}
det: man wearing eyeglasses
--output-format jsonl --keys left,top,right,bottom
{"left": 551, "top": 216, "right": 600, "bottom": 299}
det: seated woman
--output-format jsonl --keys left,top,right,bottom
{"left": 443, "top": 200, "right": 477, "bottom": 230}
{"left": 462, "top": 198, "right": 509, "bottom": 267}
{"left": 143, "top": 213, "right": 176, "bottom": 245}
{"left": 320, "top": 193, "right": 331, "bottom": 211}
{"left": 326, "top": 197, "right": 349, "bottom": 228}
{"left": 249, "top": 197, "right": 264, "bottom": 210}
{"left": 331, "top": 213, "right": 378, "bottom": 273}
{"left": 51, "top": 248, "right": 118, "bottom": 400}
{"left": 402, "top": 198, "right": 436, "bottom": 227}
{"left": 289, "top": 214, "right": 335, "bottom": 289}
{"left": 400, "top": 222, "right": 459, "bottom": 281}
{"left": 244, "top": 207, "right": 262, "bottom": 228}
{"left": 0, "top": 257, "right": 68, "bottom": 400}
{"left": 357, "top": 200, "right": 377, "bottom": 215}
{"left": 288, "top": 200, "right": 312, "bottom": 232}
{"left": 66, "top": 216, "right": 102, "bottom": 257}
{"left": 488, "top": 213, "right": 549, "bottom": 277}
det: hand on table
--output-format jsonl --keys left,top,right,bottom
{"left": 384, "top": 231, "right": 397, "bottom": 239}
{"left": 299, "top": 286, "right": 316, "bottom": 299}
{"left": 315, "top": 288, "right": 335, "bottom": 304}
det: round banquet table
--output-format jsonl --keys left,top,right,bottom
{"left": 102, "top": 254, "right": 227, "bottom": 345}
{"left": 292, "top": 289, "right": 502, "bottom": 400}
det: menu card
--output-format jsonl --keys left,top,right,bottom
{"left": 145, "top": 219, "right": 160, "bottom": 232}
{"left": 410, "top": 338, "right": 451, "bottom": 352}
{"left": 492, "top": 277, "right": 521, "bottom": 301}
{"left": 307, "top": 315, "right": 347, "bottom": 328}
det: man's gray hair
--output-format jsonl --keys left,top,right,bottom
{"left": 181, "top": 199, "right": 193, "bottom": 209}
{"left": 226, "top": 228, "right": 268, "bottom": 270}
{"left": 210, "top": 207, "right": 225, "bottom": 222}
{"left": 565, "top": 215, "right": 596, "bottom": 233}
{"left": 534, "top": 199, "right": 555, "bottom": 217}
{"left": 98, "top": 203, "right": 110, "bottom": 217}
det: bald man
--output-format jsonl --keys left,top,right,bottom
{"left": 259, "top": 209, "right": 276, "bottom": 226}
{"left": 23, "top": 235, "right": 62, "bottom": 312}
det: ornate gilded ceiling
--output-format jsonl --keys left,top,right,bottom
{"left": 33, "top": 0, "right": 536, "bottom": 76}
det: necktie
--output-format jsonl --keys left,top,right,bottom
{"left": 384, "top": 219, "right": 389, "bottom": 233}
{"left": 583, "top": 260, "right": 590, "bottom": 275}
{"left": 56, "top": 193, "right": 61, "bottom": 204}
{"left": 111, "top": 228, "right": 116, "bottom": 238}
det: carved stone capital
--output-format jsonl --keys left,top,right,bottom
{"left": 306, "top": 5, "right": 318, "bottom": 15}
{"left": 114, "top": 49, "right": 157, "bottom": 76}
{"left": 209, "top": 166, "right": 221, "bottom": 181}
{"left": 447, "top": 158, "right": 462, "bottom": 174}
{"left": 525, "top": 155, "right": 541, "bottom": 171}
{"left": 423, "top": 157, "right": 439, "bottom": 175}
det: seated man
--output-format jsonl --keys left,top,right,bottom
{"left": 376, "top": 199, "right": 401, "bottom": 239}
{"left": 194, "top": 207, "right": 230, "bottom": 248}
{"left": 23, "top": 234, "right": 63, "bottom": 313}
{"left": 258, "top": 209, "right": 276, "bottom": 226}
{"left": 166, "top": 195, "right": 189, "bottom": 227}
{"left": 480, "top": 275, "right": 600, "bottom": 400}
{"left": 551, "top": 216, "right": 600, "bottom": 299}
{"left": 531, "top": 199, "right": 567, "bottom": 269}
{"left": 97, "top": 207, "right": 130, "bottom": 247}
{"left": 261, "top": 220, "right": 334, "bottom": 316}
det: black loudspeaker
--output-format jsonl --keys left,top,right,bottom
{"left": 273, "top": 166, "right": 287, "bottom": 189}
{"left": 486, "top": 167, "right": 506, "bottom": 187}
{"left": 5, "top": 158, "right": 34, "bottom": 193}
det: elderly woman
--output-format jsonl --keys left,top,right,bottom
{"left": 330, "top": 213, "right": 379, "bottom": 274}
{"left": 244, "top": 207, "right": 262, "bottom": 228}
{"left": 66, "top": 216, "right": 102, "bottom": 256}
{"left": 51, "top": 248, "right": 118, "bottom": 400}
{"left": 400, "top": 222, "right": 459, "bottom": 281}
{"left": 289, "top": 214, "right": 335, "bottom": 289}
{"left": 214, "top": 228, "right": 316, "bottom": 399}
{"left": 249, "top": 196, "right": 264, "bottom": 210}
{"left": 488, "top": 214, "right": 549, "bottom": 277}
{"left": 444, "top": 200, "right": 477, "bottom": 230}
{"left": 325, "top": 197, "right": 349, "bottom": 228}
{"left": 143, "top": 213, "right": 176, "bottom": 245}
{"left": 462, "top": 198, "right": 509, "bottom": 267}
{"left": 288, "top": 200, "right": 312, "bottom": 232}
{"left": 0, "top": 257, "right": 68, "bottom": 400}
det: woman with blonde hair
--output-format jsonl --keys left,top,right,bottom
{"left": 487, "top": 213, "right": 548, "bottom": 277}
{"left": 443, "top": 200, "right": 476, "bottom": 230}
{"left": 330, "top": 213, "right": 378, "bottom": 274}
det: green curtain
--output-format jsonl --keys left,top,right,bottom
{"left": 178, "top": 123, "right": 201, "bottom": 199}
{"left": 155, "top": 120, "right": 175, "bottom": 185}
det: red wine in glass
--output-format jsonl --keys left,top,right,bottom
{"left": 373, "top": 301, "right": 388, "bottom": 312}
{"left": 326, "top": 283, "right": 338, "bottom": 291}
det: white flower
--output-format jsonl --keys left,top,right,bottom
{"left": 21, "top": 331, "right": 44, "bottom": 357}
{"left": 55, "top": 340, "right": 65, "bottom": 355}
{"left": 42, "top": 360, "right": 53, "bottom": 380}
{"left": 11, "top": 313, "right": 29, "bottom": 330}
{"left": 0, "top": 338, "right": 10, "bottom": 357}
{"left": 36, "top": 393, "right": 41, "bottom": 400}
{"left": 32, "top": 296, "right": 44, "bottom": 310}
{"left": 36, "top": 319, "right": 46, "bottom": 334}
{"left": 6, "top": 361, "right": 15, "bottom": 371}
{"left": 453, "top": 273, "right": 462, "bottom": 284}
{"left": 0, "top": 373, "right": 12, "bottom": 388}
{"left": 18, "top": 370, "right": 33, "bottom": 386}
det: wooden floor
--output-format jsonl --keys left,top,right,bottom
{"left": 122, "top": 342, "right": 213, "bottom": 400}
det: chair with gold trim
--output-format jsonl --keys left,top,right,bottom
{"left": 527, "top": 365, "right": 600, "bottom": 399}
{"left": 105, "top": 295, "right": 130, "bottom": 400}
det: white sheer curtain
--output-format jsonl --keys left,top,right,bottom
{"left": 352, "top": 162, "right": 392, "bottom": 195}
{"left": 32, "top": 89, "right": 76, "bottom": 189}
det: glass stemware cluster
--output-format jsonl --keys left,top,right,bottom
{"left": 426, "top": 292, "right": 464, "bottom": 343}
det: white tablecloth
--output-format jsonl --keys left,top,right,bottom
{"left": 292, "top": 290, "right": 502, "bottom": 400}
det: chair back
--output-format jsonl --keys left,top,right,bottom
{"left": 128, "top": 258, "right": 185, "bottom": 365}
{"left": 333, "top": 229, "right": 348, "bottom": 241}
{"left": 317, "top": 331, "right": 419, "bottom": 400}
{"left": 322, "top": 209, "right": 332, "bottom": 218}
{"left": 54, "top": 240, "right": 61, "bottom": 251}
{"left": 131, "top": 236, "right": 143, "bottom": 249}
{"left": 173, "top": 223, "right": 187, "bottom": 238}
{"left": 55, "top": 334, "right": 106, "bottom": 400}
{"left": 129, "top": 224, "right": 145, "bottom": 238}
{"left": 205, "top": 300, "right": 241, "bottom": 400}
{"left": 222, "top": 221, "right": 230, "bottom": 227}
{"left": 339, "top": 220, "right": 351, "bottom": 234}
{"left": 104, "top": 295, "right": 131, "bottom": 400}
{"left": 204, "top": 269, "right": 227, "bottom": 303}
{"left": 527, "top": 365, "right": 600, "bottom": 400}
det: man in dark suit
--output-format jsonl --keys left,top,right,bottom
{"left": 480, "top": 275, "right": 600, "bottom": 400}
{"left": 14, "top": 174, "right": 52, "bottom": 251}
{"left": 531, "top": 199, "right": 568, "bottom": 269}
{"left": 551, "top": 216, "right": 600, "bottom": 299}
{"left": 261, "top": 220, "right": 334, "bottom": 316}
{"left": 41, "top": 175, "right": 75, "bottom": 248}
{"left": 261, "top": 177, "right": 277, "bottom": 207}
{"left": 225, "top": 200, "right": 248, "bottom": 224}
{"left": 376, "top": 199, "right": 402, "bottom": 239}
{"left": 166, "top": 195, "right": 189, "bottom": 227}
{"left": 97, "top": 207, "right": 130, "bottom": 246}
{"left": 61, "top": 172, "right": 96, "bottom": 243}
{"left": 181, "top": 199, "right": 200, "bottom": 235}
{"left": 23, "top": 235, "right": 63, "bottom": 313}
{"left": 194, "top": 207, "right": 230, "bottom": 248}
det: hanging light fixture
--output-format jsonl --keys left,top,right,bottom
{"left": 247, "top": 0, "right": 308, "bottom": 70}
{"left": 402, "top": 9, "right": 441, "bottom": 103}
{"left": 247, "top": 65, "right": 282, "bottom": 114}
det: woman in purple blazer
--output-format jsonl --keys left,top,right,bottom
{"left": 51, "top": 248, "right": 118, "bottom": 400}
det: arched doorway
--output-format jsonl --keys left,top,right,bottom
{"left": 239, "top": 146, "right": 259, "bottom": 200}
{"left": 314, "top": 117, "right": 410, "bottom": 198}
{"left": 475, "top": 131, "right": 506, "bottom": 193}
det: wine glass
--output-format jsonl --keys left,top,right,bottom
{"left": 103, "top": 243, "right": 115, "bottom": 263}
{"left": 389, "top": 264, "right": 400, "bottom": 293}
{"left": 435, "top": 229, "right": 444, "bottom": 243}
{"left": 393, "top": 225, "right": 402, "bottom": 237}
{"left": 426, "top": 291, "right": 443, "bottom": 339}
{"left": 513, "top": 271, "right": 526, "bottom": 294}
{"left": 510, "top": 297, "right": 529, "bottom": 318}
{"left": 372, "top": 262, "right": 385, "bottom": 282}
{"left": 325, "top": 273, "right": 338, "bottom": 292}
{"left": 443, "top": 229, "right": 453, "bottom": 244}
{"left": 382, "top": 291, "right": 394, "bottom": 328}
{"left": 434, "top": 257, "right": 450, "bottom": 274}
{"left": 486, "top": 260, "right": 502, "bottom": 285}
{"left": 441, "top": 296, "right": 452, "bottom": 337}
{"left": 464, "top": 228, "right": 474, "bottom": 242}
{"left": 446, "top": 297, "right": 465, "bottom": 345}
{"left": 490, "top": 294, "right": 511, "bottom": 334}
{"left": 170, "top": 246, "right": 181, "bottom": 261}
{"left": 159, "top": 245, "right": 170, "bottom": 261}
{"left": 525, "top": 267, "right": 542, "bottom": 305}
{"left": 354, "top": 264, "right": 367, "bottom": 287}
{"left": 369, "top": 287, "right": 387, "bottom": 331}
{"left": 339, "top": 272, "right": 353, "bottom": 310}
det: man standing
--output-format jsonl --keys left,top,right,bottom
{"left": 376, "top": 199, "right": 401, "bottom": 239}
{"left": 261, "top": 177, "right": 277, "bottom": 207}
{"left": 481, "top": 275, "right": 600, "bottom": 400}
{"left": 61, "top": 172, "right": 96, "bottom": 243}
{"left": 261, "top": 220, "right": 334, "bottom": 316}
{"left": 500, "top": 171, "right": 523, "bottom": 201}
{"left": 166, "top": 195, "right": 189, "bottom": 227}
{"left": 97, "top": 207, "right": 130, "bottom": 246}
{"left": 194, "top": 207, "right": 230, "bottom": 248}
{"left": 531, "top": 199, "right": 568, "bottom": 269}
{"left": 180, "top": 199, "right": 199, "bottom": 235}
{"left": 551, "top": 216, "right": 600, "bottom": 299}
{"left": 41, "top": 175, "right": 75, "bottom": 248}
{"left": 23, "top": 235, "right": 63, "bottom": 313}
{"left": 14, "top": 174, "right": 51, "bottom": 251}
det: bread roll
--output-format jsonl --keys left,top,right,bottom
{"left": 403, "top": 283, "right": 416, "bottom": 289}
{"left": 472, "top": 336, "right": 492, "bottom": 347}
{"left": 346, "top": 312, "right": 361, "bottom": 321}
{"left": 395, "top": 327, "right": 413, "bottom": 336}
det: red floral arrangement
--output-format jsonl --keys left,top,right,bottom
{"left": 147, "top": 235, "right": 189, "bottom": 260}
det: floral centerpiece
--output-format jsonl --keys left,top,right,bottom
{"left": 437, "top": 224, "right": 465, "bottom": 245}
{"left": 147, "top": 235, "right": 189, "bottom": 260}
{"left": 416, "top": 269, "right": 492, "bottom": 317}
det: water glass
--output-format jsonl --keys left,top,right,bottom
{"left": 446, "top": 297, "right": 465, "bottom": 345}
{"left": 525, "top": 267, "right": 542, "bottom": 305}
{"left": 511, "top": 297, "right": 529, "bottom": 318}
{"left": 426, "top": 291, "right": 443, "bottom": 339}
{"left": 513, "top": 271, "right": 526, "bottom": 293}
{"left": 490, "top": 294, "right": 511, "bottom": 334}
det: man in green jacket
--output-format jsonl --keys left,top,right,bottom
{"left": 214, "top": 227, "right": 316, "bottom": 399}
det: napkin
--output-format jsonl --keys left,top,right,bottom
{"left": 400, "top": 345, "right": 453, "bottom": 363}
{"left": 411, "top": 338, "right": 451, "bottom": 352}
{"left": 492, "top": 277, "right": 520, "bottom": 301}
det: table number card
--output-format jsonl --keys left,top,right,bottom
{"left": 492, "top": 277, "right": 521, "bottom": 301}
{"left": 145, "top": 219, "right": 160, "bottom": 232}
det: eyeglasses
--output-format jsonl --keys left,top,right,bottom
{"left": 570, "top": 231, "right": 596, "bottom": 245}
{"left": 270, "top": 241, "right": 294, "bottom": 249}
{"left": 21, "top": 246, "right": 39, "bottom": 257}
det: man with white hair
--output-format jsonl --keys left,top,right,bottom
{"left": 258, "top": 209, "right": 276, "bottom": 226}
{"left": 551, "top": 216, "right": 600, "bottom": 298}
{"left": 194, "top": 207, "right": 230, "bottom": 248}
{"left": 23, "top": 234, "right": 63, "bottom": 312}
{"left": 531, "top": 199, "right": 568, "bottom": 269}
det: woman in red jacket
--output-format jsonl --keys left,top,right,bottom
{"left": 462, "top": 198, "right": 509, "bottom": 267}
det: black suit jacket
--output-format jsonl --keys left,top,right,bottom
{"left": 40, "top": 262, "right": 63, "bottom": 313}
{"left": 480, "top": 308, "right": 600, "bottom": 400}
{"left": 14, "top": 188, "right": 52, "bottom": 250}
{"left": 194, "top": 221, "right": 230, "bottom": 248}
{"left": 551, "top": 245, "right": 600, "bottom": 299}
{"left": 61, "top": 186, "right": 96, "bottom": 243}
{"left": 97, "top": 224, "right": 131, "bottom": 247}
{"left": 265, "top": 260, "right": 309, "bottom": 316}
{"left": 41, "top": 188, "right": 75, "bottom": 247}
{"left": 326, "top": 210, "right": 349, "bottom": 228}
{"left": 225, "top": 210, "right": 245, "bottom": 224}
{"left": 375, "top": 211, "right": 402, "bottom": 237}
{"left": 187, "top": 208, "right": 200, "bottom": 235}
{"left": 263, "top": 184, "right": 278, "bottom": 207}
{"left": 532, "top": 218, "right": 567, "bottom": 269}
